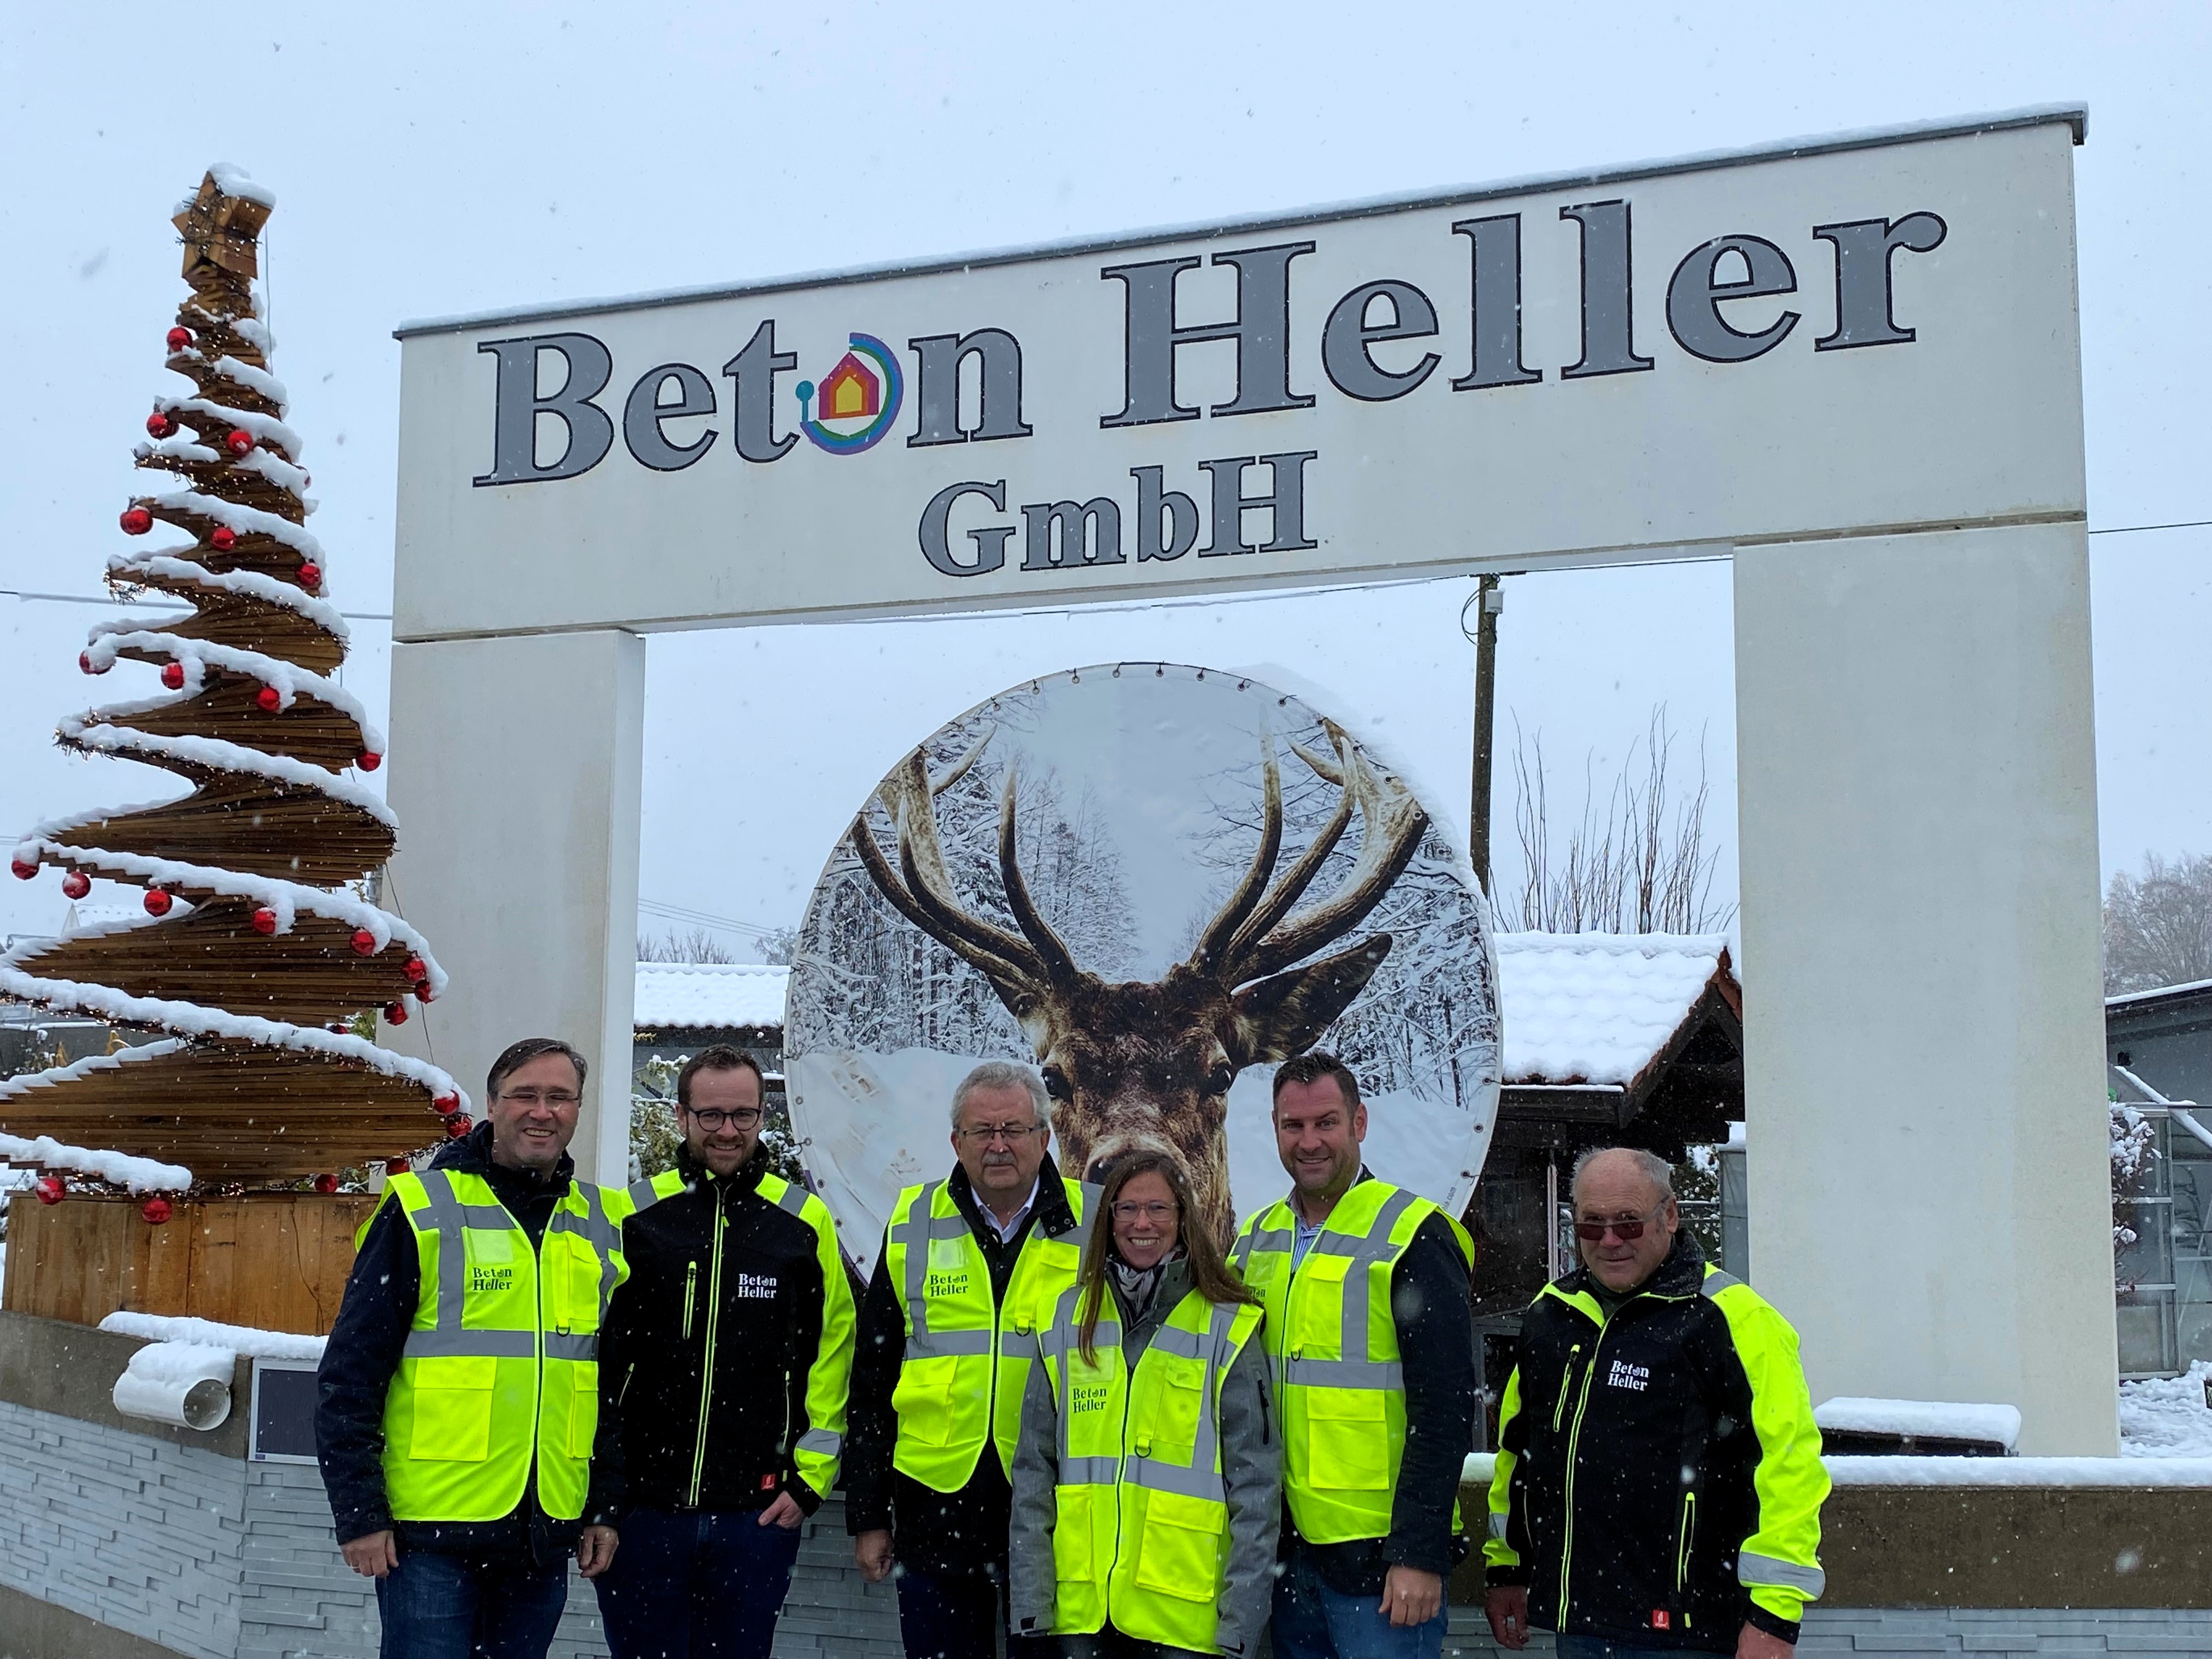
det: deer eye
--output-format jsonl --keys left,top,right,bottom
{"left": 1205, "top": 1062, "right": 1235, "bottom": 1097}
{"left": 1041, "top": 1065, "right": 1073, "bottom": 1103}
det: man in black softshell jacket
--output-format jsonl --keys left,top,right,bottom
{"left": 591, "top": 1045, "right": 856, "bottom": 1659}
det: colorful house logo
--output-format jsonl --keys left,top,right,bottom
{"left": 796, "top": 333, "right": 904, "bottom": 455}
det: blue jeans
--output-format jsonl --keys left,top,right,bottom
{"left": 594, "top": 1506, "right": 804, "bottom": 1659}
{"left": 1270, "top": 1547, "right": 1447, "bottom": 1659}
{"left": 374, "top": 1545, "right": 568, "bottom": 1659}
{"left": 1556, "top": 1640, "right": 1709, "bottom": 1659}
{"left": 895, "top": 1560, "right": 1058, "bottom": 1659}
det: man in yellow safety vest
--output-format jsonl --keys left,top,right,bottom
{"left": 317, "top": 1036, "right": 641, "bottom": 1659}
{"left": 1231, "top": 1052, "right": 1479, "bottom": 1659}
{"left": 846, "top": 1059, "right": 1094, "bottom": 1659}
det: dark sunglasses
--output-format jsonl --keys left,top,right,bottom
{"left": 1574, "top": 1206, "right": 1664, "bottom": 1243}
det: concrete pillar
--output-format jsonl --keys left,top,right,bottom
{"left": 381, "top": 629, "right": 645, "bottom": 1184}
{"left": 1734, "top": 520, "right": 2116, "bottom": 1455}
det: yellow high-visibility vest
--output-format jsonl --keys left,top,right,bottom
{"left": 882, "top": 1175, "right": 1092, "bottom": 1489}
{"left": 1232, "top": 1180, "right": 1474, "bottom": 1543}
{"left": 370, "top": 1168, "right": 653, "bottom": 1523}
{"left": 631, "top": 1164, "right": 856, "bottom": 1499}
{"left": 1041, "top": 1280, "right": 1264, "bottom": 1652}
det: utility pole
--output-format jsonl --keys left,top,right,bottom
{"left": 1467, "top": 574, "right": 1504, "bottom": 894}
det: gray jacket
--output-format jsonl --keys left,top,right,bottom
{"left": 1008, "top": 1257, "right": 1280, "bottom": 1659}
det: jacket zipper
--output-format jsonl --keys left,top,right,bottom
{"left": 687, "top": 1201, "right": 726, "bottom": 1506}
{"left": 1554, "top": 1310, "right": 1605, "bottom": 1627}
{"left": 1550, "top": 1344, "right": 1582, "bottom": 1431}
{"left": 682, "top": 1260, "right": 697, "bottom": 1342}
{"left": 1675, "top": 1490, "right": 1697, "bottom": 1611}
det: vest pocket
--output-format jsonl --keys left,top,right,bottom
{"left": 567, "top": 1373, "right": 600, "bottom": 1459}
{"left": 1052, "top": 1487, "right": 1096, "bottom": 1584}
{"left": 1301, "top": 1389, "right": 1392, "bottom": 1490}
{"left": 1133, "top": 1495, "right": 1226, "bottom": 1603}
{"left": 891, "top": 1360, "right": 959, "bottom": 1447}
{"left": 409, "top": 1355, "right": 496, "bottom": 1461}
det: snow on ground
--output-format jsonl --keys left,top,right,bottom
{"left": 2119, "top": 1361, "right": 2212, "bottom": 1458}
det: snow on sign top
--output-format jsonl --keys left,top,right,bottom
{"left": 634, "top": 962, "right": 789, "bottom": 1030}
{"left": 1495, "top": 932, "right": 1731, "bottom": 1087}
{"left": 1815, "top": 1396, "right": 2024, "bottom": 1450}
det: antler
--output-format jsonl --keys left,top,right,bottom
{"left": 847, "top": 732, "right": 1079, "bottom": 1000}
{"left": 1186, "top": 720, "right": 1430, "bottom": 986}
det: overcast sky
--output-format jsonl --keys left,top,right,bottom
{"left": 3, "top": 4, "right": 2205, "bottom": 957}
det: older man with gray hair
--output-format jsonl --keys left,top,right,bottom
{"left": 847, "top": 1061, "right": 1096, "bottom": 1659}
{"left": 1485, "top": 1146, "right": 1829, "bottom": 1659}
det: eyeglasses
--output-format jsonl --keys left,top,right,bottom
{"left": 955, "top": 1122, "right": 1045, "bottom": 1145}
{"left": 686, "top": 1107, "right": 763, "bottom": 1132}
{"left": 1112, "top": 1201, "right": 1176, "bottom": 1223}
{"left": 1573, "top": 1205, "right": 1667, "bottom": 1243}
{"left": 500, "top": 1088, "right": 581, "bottom": 1108}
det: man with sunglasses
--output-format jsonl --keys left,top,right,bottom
{"left": 1485, "top": 1147, "right": 1828, "bottom": 1659}
{"left": 847, "top": 1060, "right": 1093, "bottom": 1659}
{"left": 591, "top": 1045, "right": 856, "bottom": 1659}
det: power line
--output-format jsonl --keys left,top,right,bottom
{"left": 2089, "top": 518, "right": 2212, "bottom": 538}
{"left": 637, "top": 898, "right": 782, "bottom": 941}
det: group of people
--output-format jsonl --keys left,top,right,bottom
{"left": 315, "top": 1037, "right": 1829, "bottom": 1659}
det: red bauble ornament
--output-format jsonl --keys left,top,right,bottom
{"left": 416, "top": 983, "right": 436, "bottom": 1004}
{"left": 433, "top": 1092, "right": 461, "bottom": 1116}
{"left": 34, "top": 1176, "right": 64, "bottom": 1205}
{"left": 443, "top": 1114, "right": 472, "bottom": 1140}
{"left": 146, "top": 410, "right": 176, "bottom": 438}
{"left": 351, "top": 928, "right": 377, "bottom": 956}
{"left": 313, "top": 1173, "right": 340, "bottom": 1194}
{"left": 385, "top": 1000, "right": 410, "bottom": 1025}
{"left": 142, "top": 1197, "right": 172, "bottom": 1225}
{"left": 251, "top": 906, "right": 278, "bottom": 935}
{"left": 403, "top": 956, "right": 428, "bottom": 982}
{"left": 210, "top": 526, "right": 236, "bottom": 551}
{"left": 120, "top": 506, "right": 153, "bottom": 535}
{"left": 166, "top": 326, "right": 193, "bottom": 351}
{"left": 79, "top": 652, "right": 102, "bottom": 675}
{"left": 256, "top": 685, "right": 281, "bottom": 712}
{"left": 297, "top": 561, "right": 322, "bottom": 589}
{"left": 385, "top": 1156, "right": 410, "bottom": 1175}
{"left": 161, "top": 662, "right": 185, "bottom": 690}
{"left": 60, "top": 871, "right": 90, "bottom": 900}
{"left": 143, "top": 888, "right": 173, "bottom": 917}
{"left": 225, "top": 428, "right": 255, "bottom": 456}
{"left": 357, "top": 751, "right": 382, "bottom": 772}
{"left": 10, "top": 859, "right": 36, "bottom": 881}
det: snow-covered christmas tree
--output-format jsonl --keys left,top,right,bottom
{"left": 0, "top": 167, "right": 468, "bottom": 1203}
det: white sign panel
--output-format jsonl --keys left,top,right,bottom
{"left": 393, "top": 111, "right": 2084, "bottom": 640}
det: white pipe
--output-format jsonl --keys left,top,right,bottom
{"left": 111, "top": 1342, "right": 234, "bottom": 1431}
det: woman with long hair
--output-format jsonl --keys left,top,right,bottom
{"left": 1008, "top": 1150, "right": 1280, "bottom": 1658}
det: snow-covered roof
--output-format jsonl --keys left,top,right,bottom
{"left": 2108, "top": 977, "right": 2212, "bottom": 1009}
{"left": 635, "top": 962, "right": 789, "bottom": 1031}
{"left": 1495, "top": 932, "right": 1735, "bottom": 1088}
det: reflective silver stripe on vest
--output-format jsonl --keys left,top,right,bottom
{"left": 628, "top": 1177, "right": 666, "bottom": 1212}
{"left": 765, "top": 1176, "right": 811, "bottom": 1219}
{"left": 549, "top": 1183, "right": 623, "bottom": 1312}
{"left": 797, "top": 1427, "right": 843, "bottom": 1456}
{"left": 1001, "top": 1328, "right": 1041, "bottom": 1363}
{"left": 1700, "top": 1269, "right": 1744, "bottom": 1299}
{"left": 1262, "top": 1188, "right": 1420, "bottom": 1396}
{"left": 894, "top": 1180, "right": 944, "bottom": 1349}
{"left": 1127, "top": 1457, "right": 1226, "bottom": 1502}
{"left": 905, "top": 1329, "right": 996, "bottom": 1359}
{"left": 1145, "top": 1323, "right": 1209, "bottom": 1362}
{"left": 1280, "top": 1357, "right": 1404, "bottom": 1389}
{"left": 1062, "top": 1181, "right": 1103, "bottom": 1249}
{"left": 1489, "top": 1508, "right": 1509, "bottom": 1541}
{"left": 1060, "top": 1454, "right": 1121, "bottom": 1486}
{"left": 1738, "top": 1551, "right": 1825, "bottom": 1597}
{"left": 545, "top": 1331, "right": 599, "bottom": 1363}
{"left": 402, "top": 1328, "right": 538, "bottom": 1359}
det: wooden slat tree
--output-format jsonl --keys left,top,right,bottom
{"left": 0, "top": 166, "right": 469, "bottom": 1190}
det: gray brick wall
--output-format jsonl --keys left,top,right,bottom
{"left": 0, "top": 1397, "right": 244, "bottom": 1659}
{"left": 770, "top": 1497, "right": 904, "bottom": 1659}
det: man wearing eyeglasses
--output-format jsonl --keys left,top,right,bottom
{"left": 1484, "top": 1147, "right": 1828, "bottom": 1659}
{"left": 846, "top": 1060, "right": 1094, "bottom": 1659}
{"left": 589, "top": 1044, "right": 855, "bottom": 1659}
{"left": 317, "top": 1036, "right": 633, "bottom": 1659}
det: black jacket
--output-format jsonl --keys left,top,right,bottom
{"left": 313, "top": 1124, "right": 618, "bottom": 1567}
{"left": 844, "top": 1155, "right": 1082, "bottom": 1572}
{"left": 599, "top": 1144, "right": 854, "bottom": 1516}
{"left": 1280, "top": 1184, "right": 1480, "bottom": 1594}
{"left": 1487, "top": 1231, "right": 1829, "bottom": 1651}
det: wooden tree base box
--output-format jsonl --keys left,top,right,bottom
{"left": 2, "top": 1190, "right": 376, "bottom": 1336}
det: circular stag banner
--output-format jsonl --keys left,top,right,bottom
{"left": 786, "top": 663, "right": 1500, "bottom": 1272}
